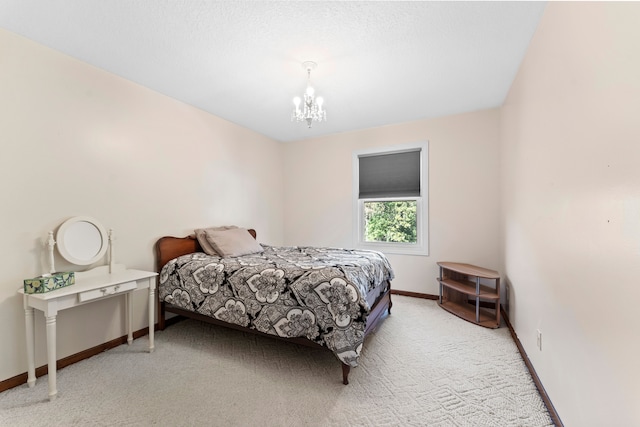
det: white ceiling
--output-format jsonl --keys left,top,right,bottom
{"left": 0, "top": 1, "right": 546, "bottom": 142}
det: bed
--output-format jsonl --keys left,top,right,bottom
{"left": 155, "top": 227, "right": 394, "bottom": 384}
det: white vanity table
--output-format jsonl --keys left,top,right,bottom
{"left": 18, "top": 216, "right": 157, "bottom": 401}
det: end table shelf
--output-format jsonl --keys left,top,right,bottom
{"left": 437, "top": 262, "right": 501, "bottom": 328}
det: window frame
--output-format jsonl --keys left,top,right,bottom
{"left": 352, "top": 141, "right": 429, "bottom": 256}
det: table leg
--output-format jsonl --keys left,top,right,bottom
{"left": 45, "top": 315, "right": 57, "bottom": 401}
{"left": 24, "top": 304, "right": 36, "bottom": 388}
{"left": 126, "top": 293, "right": 133, "bottom": 345}
{"left": 148, "top": 281, "right": 155, "bottom": 353}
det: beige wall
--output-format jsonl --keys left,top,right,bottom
{"left": 501, "top": 3, "right": 640, "bottom": 426}
{"left": 282, "top": 109, "right": 501, "bottom": 294}
{"left": 0, "top": 29, "right": 284, "bottom": 382}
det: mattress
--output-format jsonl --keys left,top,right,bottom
{"left": 158, "top": 244, "right": 394, "bottom": 366}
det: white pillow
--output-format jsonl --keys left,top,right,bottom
{"left": 204, "top": 228, "right": 263, "bottom": 258}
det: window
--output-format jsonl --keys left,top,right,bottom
{"left": 353, "top": 141, "right": 428, "bottom": 255}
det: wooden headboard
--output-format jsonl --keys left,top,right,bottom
{"left": 155, "top": 229, "right": 257, "bottom": 272}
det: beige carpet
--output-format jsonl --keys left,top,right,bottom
{"left": 0, "top": 296, "right": 553, "bottom": 426}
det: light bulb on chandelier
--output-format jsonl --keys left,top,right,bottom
{"left": 291, "top": 61, "right": 326, "bottom": 128}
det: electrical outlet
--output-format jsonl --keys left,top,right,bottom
{"left": 536, "top": 329, "right": 542, "bottom": 351}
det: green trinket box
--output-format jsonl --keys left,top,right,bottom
{"left": 24, "top": 272, "right": 75, "bottom": 294}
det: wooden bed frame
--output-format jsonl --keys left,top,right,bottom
{"left": 154, "top": 230, "right": 392, "bottom": 385}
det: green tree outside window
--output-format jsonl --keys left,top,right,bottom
{"left": 364, "top": 201, "right": 417, "bottom": 243}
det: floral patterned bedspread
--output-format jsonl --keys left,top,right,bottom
{"left": 159, "top": 245, "right": 394, "bottom": 366}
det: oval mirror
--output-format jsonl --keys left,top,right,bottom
{"left": 56, "top": 216, "right": 108, "bottom": 265}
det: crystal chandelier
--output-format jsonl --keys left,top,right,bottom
{"left": 291, "top": 61, "right": 326, "bottom": 128}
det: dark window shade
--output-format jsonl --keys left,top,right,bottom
{"left": 359, "top": 150, "right": 421, "bottom": 199}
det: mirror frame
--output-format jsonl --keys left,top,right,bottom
{"left": 56, "top": 216, "right": 109, "bottom": 266}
